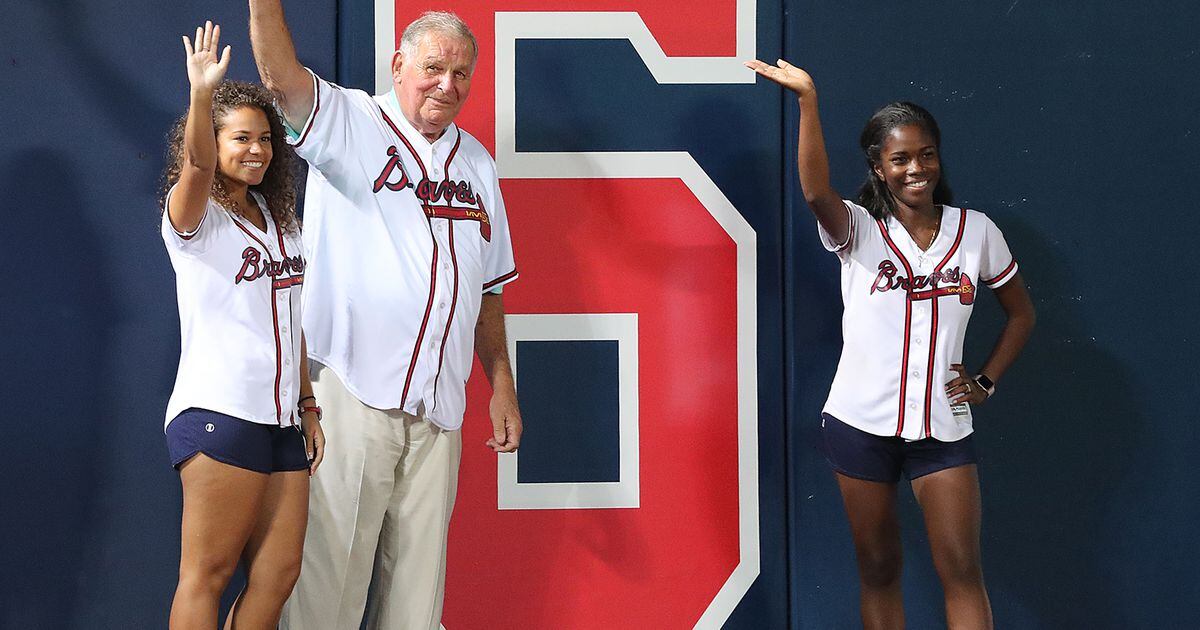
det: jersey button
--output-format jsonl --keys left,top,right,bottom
{"left": 910, "top": 370, "right": 920, "bottom": 378}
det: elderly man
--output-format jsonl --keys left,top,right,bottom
{"left": 248, "top": 3, "right": 521, "bottom": 628}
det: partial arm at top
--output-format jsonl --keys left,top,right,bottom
{"left": 169, "top": 21, "right": 231, "bottom": 234}
{"left": 745, "top": 59, "right": 849, "bottom": 244}
{"left": 248, "top": 0, "right": 313, "bottom": 130}
{"left": 474, "top": 293, "right": 522, "bottom": 453}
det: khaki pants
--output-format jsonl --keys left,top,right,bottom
{"left": 281, "top": 364, "right": 462, "bottom": 630}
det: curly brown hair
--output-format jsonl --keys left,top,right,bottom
{"left": 160, "top": 80, "right": 300, "bottom": 232}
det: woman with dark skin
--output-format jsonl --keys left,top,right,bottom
{"left": 161, "top": 21, "right": 325, "bottom": 629}
{"left": 747, "top": 58, "right": 1036, "bottom": 629}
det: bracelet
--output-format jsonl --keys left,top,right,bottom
{"left": 973, "top": 374, "right": 996, "bottom": 398}
{"left": 299, "top": 405, "right": 323, "bottom": 421}
{"left": 298, "top": 395, "right": 316, "bottom": 405}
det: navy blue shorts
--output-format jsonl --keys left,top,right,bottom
{"left": 166, "top": 408, "right": 309, "bottom": 474}
{"left": 822, "top": 413, "right": 977, "bottom": 483}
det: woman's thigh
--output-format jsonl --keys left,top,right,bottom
{"left": 242, "top": 470, "right": 309, "bottom": 577}
{"left": 178, "top": 454, "right": 271, "bottom": 573}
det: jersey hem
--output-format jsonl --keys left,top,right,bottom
{"left": 164, "top": 403, "right": 296, "bottom": 432}
{"left": 821, "top": 403, "right": 975, "bottom": 442}
{"left": 308, "top": 356, "right": 466, "bottom": 431}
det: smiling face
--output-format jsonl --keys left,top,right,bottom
{"left": 392, "top": 31, "right": 475, "bottom": 141}
{"left": 215, "top": 106, "right": 273, "bottom": 187}
{"left": 873, "top": 124, "right": 941, "bottom": 212}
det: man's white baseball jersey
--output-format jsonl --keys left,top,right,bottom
{"left": 819, "top": 200, "right": 1018, "bottom": 441}
{"left": 162, "top": 189, "right": 306, "bottom": 429}
{"left": 287, "top": 70, "right": 517, "bottom": 431}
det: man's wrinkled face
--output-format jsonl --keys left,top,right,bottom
{"left": 393, "top": 32, "right": 475, "bottom": 141}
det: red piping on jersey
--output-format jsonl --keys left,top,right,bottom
{"left": 400, "top": 229, "right": 440, "bottom": 409}
{"left": 378, "top": 107, "right": 430, "bottom": 180}
{"left": 876, "top": 218, "right": 915, "bottom": 437}
{"left": 922, "top": 208, "right": 967, "bottom": 438}
{"left": 273, "top": 215, "right": 291, "bottom": 258}
{"left": 443, "top": 129, "right": 461, "bottom": 175}
{"left": 292, "top": 74, "right": 321, "bottom": 149}
{"left": 231, "top": 217, "right": 286, "bottom": 426}
{"left": 983, "top": 259, "right": 1017, "bottom": 286}
{"left": 430, "top": 223, "right": 461, "bottom": 410}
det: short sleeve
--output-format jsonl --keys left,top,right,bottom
{"left": 817, "top": 200, "right": 870, "bottom": 262}
{"left": 161, "top": 184, "right": 217, "bottom": 255}
{"left": 979, "top": 214, "right": 1019, "bottom": 288}
{"left": 480, "top": 178, "right": 518, "bottom": 293}
{"left": 286, "top": 69, "right": 378, "bottom": 171}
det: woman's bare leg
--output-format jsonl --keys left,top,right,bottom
{"left": 224, "top": 470, "right": 309, "bottom": 629}
{"left": 835, "top": 473, "right": 905, "bottom": 630}
{"left": 911, "top": 465, "right": 992, "bottom": 630}
{"left": 170, "top": 455, "right": 269, "bottom": 630}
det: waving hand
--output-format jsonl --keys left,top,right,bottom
{"left": 182, "top": 21, "right": 231, "bottom": 92}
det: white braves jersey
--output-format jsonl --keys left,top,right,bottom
{"left": 162, "top": 190, "right": 306, "bottom": 429}
{"left": 819, "top": 201, "right": 1018, "bottom": 441}
{"left": 288, "top": 70, "right": 518, "bottom": 430}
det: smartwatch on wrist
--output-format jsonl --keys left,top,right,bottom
{"left": 973, "top": 374, "right": 995, "bottom": 398}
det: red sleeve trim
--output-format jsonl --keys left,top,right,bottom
{"left": 983, "top": 259, "right": 1018, "bottom": 286}
{"left": 292, "top": 71, "right": 321, "bottom": 149}
{"left": 827, "top": 201, "right": 855, "bottom": 252}
{"left": 483, "top": 269, "right": 518, "bottom": 291}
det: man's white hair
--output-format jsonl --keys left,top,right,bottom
{"left": 399, "top": 11, "right": 478, "bottom": 65}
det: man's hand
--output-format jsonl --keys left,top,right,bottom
{"left": 486, "top": 386, "right": 521, "bottom": 452}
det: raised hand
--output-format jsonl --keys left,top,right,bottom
{"left": 182, "top": 21, "right": 231, "bottom": 92}
{"left": 744, "top": 58, "right": 816, "bottom": 97}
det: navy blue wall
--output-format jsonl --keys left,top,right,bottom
{"left": 786, "top": 2, "right": 1200, "bottom": 628}
{"left": 1, "top": 1, "right": 1197, "bottom": 628}
{"left": 0, "top": 2, "right": 333, "bottom": 627}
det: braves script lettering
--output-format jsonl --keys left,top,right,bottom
{"left": 871, "top": 261, "right": 975, "bottom": 305}
{"left": 372, "top": 146, "right": 492, "bottom": 241}
{"left": 373, "top": 146, "right": 412, "bottom": 193}
{"left": 235, "top": 247, "right": 307, "bottom": 284}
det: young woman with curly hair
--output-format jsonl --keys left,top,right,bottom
{"left": 159, "top": 21, "right": 324, "bottom": 630}
{"left": 748, "top": 58, "right": 1035, "bottom": 629}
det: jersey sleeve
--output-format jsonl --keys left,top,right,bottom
{"left": 480, "top": 177, "right": 518, "bottom": 293}
{"left": 161, "top": 184, "right": 217, "bottom": 255}
{"left": 817, "top": 200, "right": 870, "bottom": 262}
{"left": 979, "top": 214, "right": 1020, "bottom": 289}
{"left": 285, "top": 69, "right": 378, "bottom": 172}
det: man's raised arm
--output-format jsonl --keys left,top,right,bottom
{"left": 248, "top": 0, "right": 313, "bottom": 130}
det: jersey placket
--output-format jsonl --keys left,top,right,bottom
{"left": 388, "top": 119, "right": 460, "bottom": 419}
{"left": 231, "top": 213, "right": 294, "bottom": 426}
{"left": 878, "top": 217, "right": 934, "bottom": 441}
{"left": 905, "top": 245, "right": 934, "bottom": 441}
{"left": 422, "top": 138, "right": 462, "bottom": 416}
{"left": 271, "top": 218, "right": 300, "bottom": 427}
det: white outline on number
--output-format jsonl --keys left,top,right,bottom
{"left": 376, "top": 4, "right": 759, "bottom": 628}
{"left": 501, "top": 313, "right": 640, "bottom": 509}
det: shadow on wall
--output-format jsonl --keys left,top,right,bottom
{"left": 0, "top": 149, "right": 113, "bottom": 628}
{"left": 969, "top": 215, "right": 1142, "bottom": 629}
